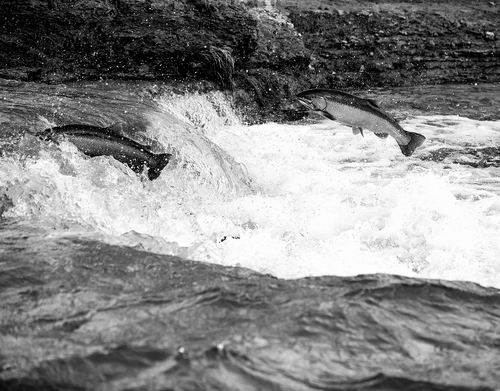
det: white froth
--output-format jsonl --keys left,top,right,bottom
{"left": 205, "top": 118, "right": 500, "bottom": 285}
{"left": 2, "top": 92, "right": 500, "bottom": 288}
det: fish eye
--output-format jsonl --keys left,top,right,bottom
{"left": 312, "top": 97, "right": 328, "bottom": 111}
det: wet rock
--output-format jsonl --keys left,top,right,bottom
{"left": 419, "top": 147, "right": 500, "bottom": 168}
{"left": 0, "top": 0, "right": 499, "bottom": 123}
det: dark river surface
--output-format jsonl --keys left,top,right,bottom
{"left": 1, "top": 79, "right": 500, "bottom": 390}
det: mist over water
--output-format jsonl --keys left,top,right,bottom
{"left": 1, "top": 80, "right": 500, "bottom": 289}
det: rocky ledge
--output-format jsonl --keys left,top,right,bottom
{"left": 0, "top": 0, "right": 498, "bottom": 121}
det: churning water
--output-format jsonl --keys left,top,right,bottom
{"left": 1, "top": 79, "right": 500, "bottom": 390}
{"left": 1, "top": 80, "right": 500, "bottom": 286}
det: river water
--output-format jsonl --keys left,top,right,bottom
{"left": 1, "top": 79, "right": 500, "bottom": 390}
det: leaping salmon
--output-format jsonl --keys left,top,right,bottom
{"left": 296, "top": 89, "right": 426, "bottom": 156}
{"left": 37, "top": 124, "right": 171, "bottom": 180}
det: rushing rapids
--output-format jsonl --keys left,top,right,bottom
{"left": 1, "top": 80, "right": 500, "bottom": 390}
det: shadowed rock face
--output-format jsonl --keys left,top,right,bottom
{"left": 0, "top": 0, "right": 257, "bottom": 80}
{"left": 0, "top": 0, "right": 498, "bottom": 119}
{"left": 0, "top": 0, "right": 308, "bottom": 82}
{"left": 287, "top": 4, "right": 500, "bottom": 88}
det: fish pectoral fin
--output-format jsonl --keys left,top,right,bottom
{"left": 352, "top": 127, "right": 364, "bottom": 137}
{"left": 321, "top": 111, "right": 337, "bottom": 121}
{"left": 37, "top": 129, "right": 54, "bottom": 141}
{"left": 374, "top": 132, "right": 388, "bottom": 139}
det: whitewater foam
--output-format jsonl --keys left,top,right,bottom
{"left": 203, "top": 118, "right": 500, "bottom": 285}
{"left": 1, "top": 87, "right": 500, "bottom": 288}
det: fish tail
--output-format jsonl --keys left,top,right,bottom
{"left": 399, "top": 132, "right": 426, "bottom": 157}
{"left": 147, "top": 153, "right": 172, "bottom": 180}
{"left": 36, "top": 128, "right": 55, "bottom": 141}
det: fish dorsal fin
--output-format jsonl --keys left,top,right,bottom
{"left": 139, "top": 144, "right": 153, "bottom": 151}
{"left": 104, "top": 122, "right": 127, "bottom": 136}
{"left": 365, "top": 99, "right": 400, "bottom": 123}
{"left": 366, "top": 98, "right": 380, "bottom": 108}
{"left": 103, "top": 123, "right": 153, "bottom": 150}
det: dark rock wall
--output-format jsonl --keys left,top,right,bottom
{"left": 0, "top": 0, "right": 498, "bottom": 121}
{"left": 287, "top": 7, "right": 499, "bottom": 88}
{"left": 0, "top": 0, "right": 263, "bottom": 81}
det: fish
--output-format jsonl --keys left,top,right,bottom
{"left": 37, "top": 124, "right": 172, "bottom": 180}
{"left": 296, "top": 89, "right": 426, "bottom": 156}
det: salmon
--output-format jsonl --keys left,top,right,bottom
{"left": 38, "top": 124, "right": 171, "bottom": 180}
{"left": 297, "top": 89, "right": 425, "bottom": 156}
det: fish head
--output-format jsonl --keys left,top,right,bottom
{"left": 296, "top": 90, "right": 328, "bottom": 113}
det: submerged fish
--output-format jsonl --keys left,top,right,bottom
{"left": 296, "top": 89, "right": 426, "bottom": 156}
{"left": 38, "top": 124, "right": 171, "bottom": 180}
